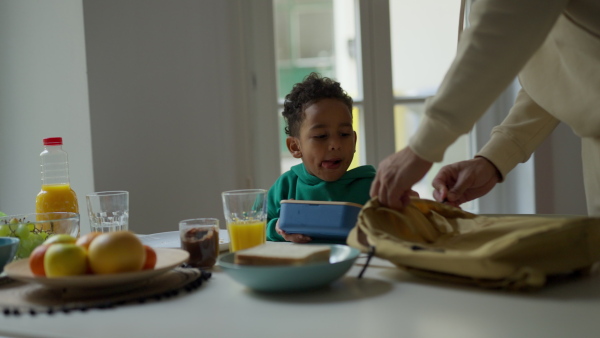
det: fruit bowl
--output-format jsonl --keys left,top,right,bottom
{"left": 4, "top": 248, "right": 189, "bottom": 289}
{"left": 0, "top": 237, "right": 20, "bottom": 273}
{"left": 0, "top": 212, "right": 80, "bottom": 259}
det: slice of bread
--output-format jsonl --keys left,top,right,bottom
{"left": 234, "top": 243, "right": 331, "bottom": 266}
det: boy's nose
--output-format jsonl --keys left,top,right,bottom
{"left": 329, "top": 138, "right": 341, "bottom": 150}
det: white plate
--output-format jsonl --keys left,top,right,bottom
{"left": 4, "top": 248, "right": 189, "bottom": 289}
{"left": 138, "top": 229, "right": 230, "bottom": 252}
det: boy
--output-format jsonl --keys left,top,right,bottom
{"left": 266, "top": 73, "right": 376, "bottom": 243}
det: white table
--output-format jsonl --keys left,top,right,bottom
{"left": 0, "top": 250, "right": 599, "bottom": 338}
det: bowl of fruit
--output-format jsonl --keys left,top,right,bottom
{"left": 3, "top": 230, "right": 189, "bottom": 290}
{"left": 0, "top": 212, "right": 80, "bottom": 259}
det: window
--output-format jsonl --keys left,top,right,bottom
{"left": 273, "top": 0, "right": 467, "bottom": 203}
{"left": 274, "top": 0, "right": 361, "bottom": 172}
{"left": 245, "top": 0, "right": 534, "bottom": 214}
{"left": 388, "top": 0, "right": 471, "bottom": 207}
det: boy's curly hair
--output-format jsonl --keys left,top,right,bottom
{"left": 282, "top": 72, "right": 353, "bottom": 137}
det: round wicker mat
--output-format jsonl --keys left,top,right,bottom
{"left": 0, "top": 267, "right": 210, "bottom": 316}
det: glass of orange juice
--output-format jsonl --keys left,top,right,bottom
{"left": 221, "top": 189, "right": 267, "bottom": 252}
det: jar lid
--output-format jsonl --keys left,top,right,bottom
{"left": 43, "top": 137, "right": 63, "bottom": 146}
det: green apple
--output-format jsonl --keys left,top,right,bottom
{"left": 44, "top": 244, "right": 87, "bottom": 277}
{"left": 43, "top": 234, "right": 76, "bottom": 245}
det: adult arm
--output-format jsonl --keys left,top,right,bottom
{"left": 372, "top": 0, "right": 568, "bottom": 209}
{"left": 411, "top": 0, "right": 567, "bottom": 162}
{"left": 432, "top": 89, "right": 561, "bottom": 205}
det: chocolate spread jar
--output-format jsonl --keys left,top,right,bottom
{"left": 179, "top": 219, "right": 220, "bottom": 269}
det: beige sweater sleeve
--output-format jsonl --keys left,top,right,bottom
{"left": 409, "top": 0, "right": 568, "bottom": 163}
{"left": 475, "top": 89, "right": 560, "bottom": 180}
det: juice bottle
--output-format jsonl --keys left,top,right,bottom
{"left": 35, "top": 137, "right": 79, "bottom": 216}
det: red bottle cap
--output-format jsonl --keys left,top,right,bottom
{"left": 43, "top": 137, "right": 63, "bottom": 146}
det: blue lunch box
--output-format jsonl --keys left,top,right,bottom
{"left": 278, "top": 200, "right": 363, "bottom": 241}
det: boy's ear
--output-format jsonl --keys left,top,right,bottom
{"left": 286, "top": 137, "right": 302, "bottom": 158}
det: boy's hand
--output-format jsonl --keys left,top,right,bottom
{"left": 275, "top": 219, "right": 312, "bottom": 243}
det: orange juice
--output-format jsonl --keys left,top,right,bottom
{"left": 227, "top": 220, "right": 266, "bottom": 252}
{"left": 36, "top": 184, "right": 79, "bottom": 214}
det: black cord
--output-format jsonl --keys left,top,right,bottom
{"left": 358, "top": 245, "right": 376, "bottom": 279}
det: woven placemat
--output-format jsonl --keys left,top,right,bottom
{"left": 0, "top": 266, "right": 211, "bottom": 316}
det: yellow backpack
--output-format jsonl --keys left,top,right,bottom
{"left": 347, "top": 198, "right": 600, "bottom": 290}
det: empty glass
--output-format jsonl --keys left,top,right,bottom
{"left": 86, "top": 191, "right": 129, "bottom": 233}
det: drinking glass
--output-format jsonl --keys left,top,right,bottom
{"left": 86, "top": 191, "right": 129, "bottom": 233}
{"left": 221, "top": 189, "right": 267, "bottom": 252}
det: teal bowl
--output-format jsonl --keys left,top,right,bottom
{"left": 218, "top": 244, "right": 360, "bottom": 292}
{"left": 0, "top": 237, "right": 20, "bottom": 273}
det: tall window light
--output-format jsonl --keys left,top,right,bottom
{"left": 388, "top": 0, "right": 469, "bottom": 207}
{"left": 274, "top": 0, "right": 362, "bottom": 172}
{"left": 272, "top": 0, "right": 470, "bottom": 209}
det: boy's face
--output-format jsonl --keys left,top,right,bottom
{"left": 287, "top": 98, "right": 357, "bottom": 182}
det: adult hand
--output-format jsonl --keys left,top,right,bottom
{"left": 432, "top": 156, "right": 501, "bottom": 207}
{"left": 370, "top": 147, "right": 433, "bottom": 210}
{"left": 275, "top": 219, "right": 312, "bottom": 243}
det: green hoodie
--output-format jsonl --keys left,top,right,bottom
{"left": 266, "top": 163, "right": 376, "bottom": 242}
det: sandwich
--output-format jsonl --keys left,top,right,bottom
{"left": 234, "top": 243, "right": 331, "bottom": 266}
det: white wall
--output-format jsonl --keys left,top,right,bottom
{"left": 0, "top": 0, "right": 95, "bottom": 232}
{"left": 0, "top": 0, "right": 280, "bottom": 235}
{"left": 82, "top": 0, "right": 279, "bottom": 234}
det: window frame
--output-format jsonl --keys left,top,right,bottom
{"left": 242, "top": 0, "right": 535, "bottom": 214}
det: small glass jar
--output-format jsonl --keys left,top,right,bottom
{"left": 179, "top": 218, "right": 220, "bottom": 269}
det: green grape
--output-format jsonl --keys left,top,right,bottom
{"left": 31, "top": 233, "right": 44, "bottom": 249}
{"left": 24, "top": 240, "right": 35, "bottom": 257}
{"left": 27, "top": 222, "right": 35, "bottom": 232}
{"left": 15, "top": 245, "right": 26, "bottom": 259}
{"left": 17, "top": 238, "right": 33, "bottom": 259}
{"left": 21, "top": 238, "right": 32, "bottom": 250}
{"left": 8, "top": 221, "right": 19, "bottom": 232}
{"left": 30, "top": 232, "right": 40, "bottom": 243}
{"left": 28, "top": 233, "right": 37, "bottom": 244}
{"left": 0, "top": 224, "right": 10, "bottom": 236}
{"left": 28, "top": 232, "right": 48, "bottom": 258}
{"left": 15, "top": 224, "right": 30, "bottom": 239}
